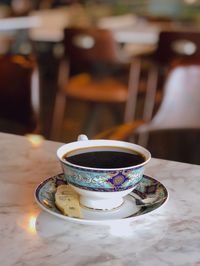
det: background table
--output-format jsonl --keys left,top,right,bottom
{"left": 0, "top": 9, "right": 159, "bottom": 45}
{"left": 0, "top": 132, "right": 200, "bottom": 266}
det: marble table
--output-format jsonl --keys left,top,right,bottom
{"left": 0, "top": 132, "right": 200, "bottom": 266}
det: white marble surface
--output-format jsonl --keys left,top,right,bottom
{"left": 0, "top": 132, "right": 200, "bottom": 266}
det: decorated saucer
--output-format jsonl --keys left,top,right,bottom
{"left": 35, "top": 173, "right": 168, "bottom": 225}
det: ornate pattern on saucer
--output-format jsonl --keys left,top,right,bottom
{"left": 35, "top": 174, "right": 168, "bottom": 225}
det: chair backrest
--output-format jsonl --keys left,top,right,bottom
{"left": 137, "top": 61, "right": 200, "bottom": 147}
{"left": 149, "top": 62, "right": 200, "bottom": 129}
{"left": 155, "top": 30, "right": 200, "bottom": 64}
{"left": 135, "top": 61, "right": 200, "bottom": 164}
{"left": 63, "top": 27, "right": 126, "bottom": 73}
{"left": 0, "top": 55, "right": 39, "bottom": 134}
{"left": 141, "top": 30, "right": 200, "bottom": 123}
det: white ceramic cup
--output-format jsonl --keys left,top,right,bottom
{"left": 57, "top": 135, "right": 151, "bottom": 210}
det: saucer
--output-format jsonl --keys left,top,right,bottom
{"left": 35, "top": 174, "right": 168, "bottom": 225}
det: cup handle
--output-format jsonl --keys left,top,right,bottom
{"left": 77, "top": 134, "right": 89, "bottom": 141}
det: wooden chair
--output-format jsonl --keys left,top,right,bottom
{"left": 95, "top": 62, "right": 200, "bottom": 164}
{"left": 139, "top": 30, "right": 200, "bottom": 123}
{"left": 50, "top": 27, "right": 141, "bottom": 140}
{"left": 155, "top": 30, "right": 200, "bottom": 64}
{"left": 0, "top": 54, "right": 40, "bottom": 135}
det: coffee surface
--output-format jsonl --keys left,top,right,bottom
{"left": 63, "top": 150, "right": 145, "bottom": 168}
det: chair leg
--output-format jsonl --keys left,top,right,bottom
{"left": 137, "top": 64, "right": 158, "bottom": 147}
{"left": 82, "top": 103, "right": 101, "bottom": 138}
{"left": 142, "top": 64, "right": 158, "bottom": 122}
{"left": 124, "top": 58, "right": 141, "bottom": 123}
{"left": 50, "top": 91, "right": 66, "bottom": 141}
{"left": 137, "top": 131, "right": 150, "bottom": 148}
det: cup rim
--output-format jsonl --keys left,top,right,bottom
{"left": 57, "top": 139, "right": 151, "bottom": 171}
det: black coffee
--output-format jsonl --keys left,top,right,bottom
{"left": 63, "top": 148, "right": 145, "bottom": 169}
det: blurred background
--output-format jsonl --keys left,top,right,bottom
{"left": 0, "top": 0, "right": 200, "bottom": 164}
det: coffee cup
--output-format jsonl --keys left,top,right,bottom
{"left": 57, "top": 135, "right": 151, "bottom": 210}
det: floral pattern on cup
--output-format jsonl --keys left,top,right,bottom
{"left": 62, "top": 164, "right": 144, "bottom": 192}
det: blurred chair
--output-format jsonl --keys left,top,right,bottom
{"left": 155, "top": 30, "right": 200, "bottom": 64}
{"left": 95, "top": 61, "right": 200, "bottom": 164}
{"left": 138, "top": 30, "right": 200, "bottom": 124}
{"left": 0, "top": 54, "right": 40, "bottom": 135}
{"left": 50, "top": 27, "right": 141, "bottom": 140}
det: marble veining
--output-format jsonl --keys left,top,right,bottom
{"left": 0, "top": 133, "right": 200, "bottom": 266}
